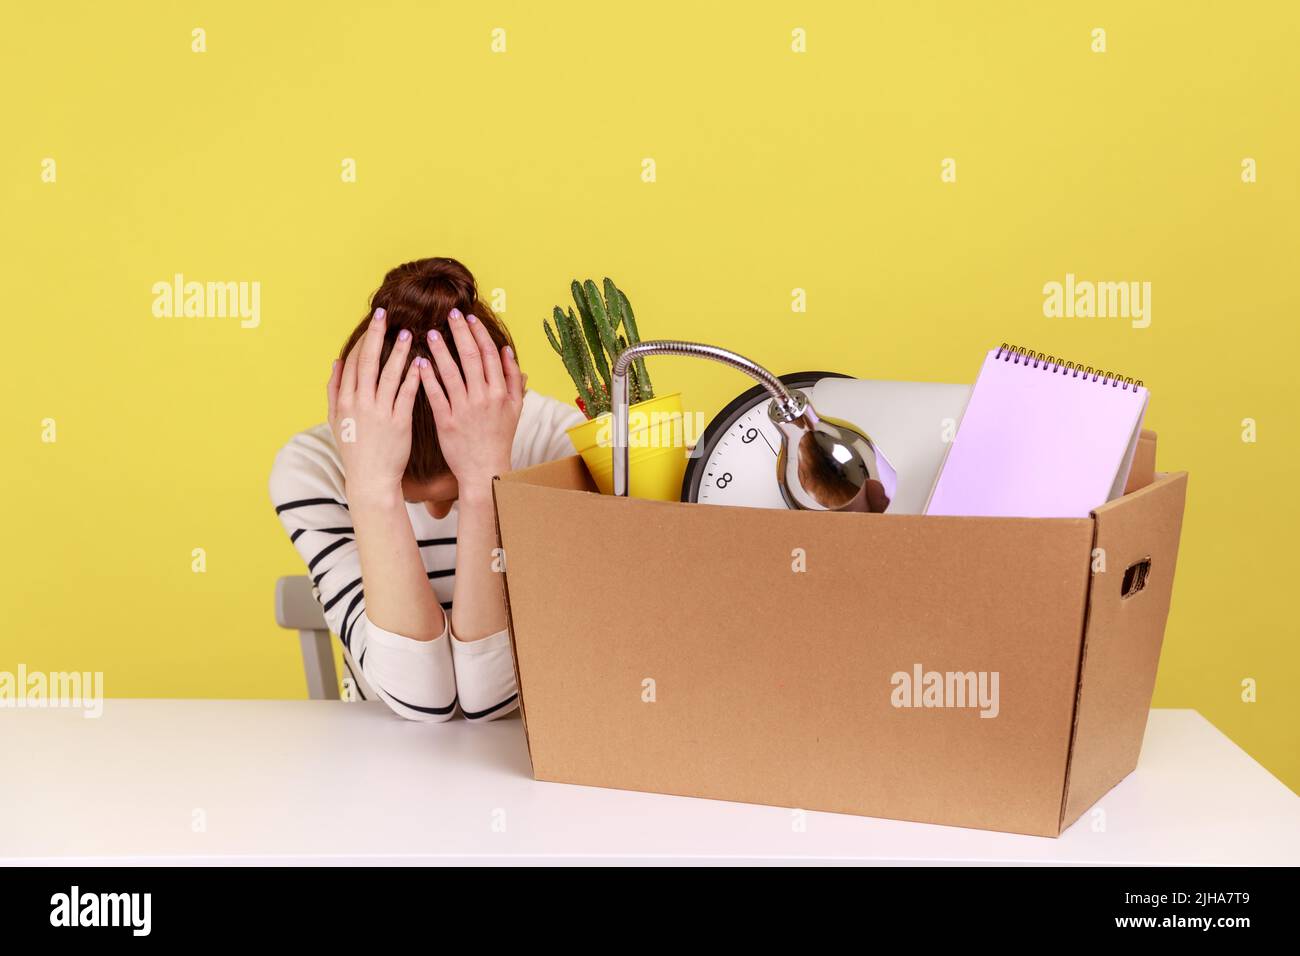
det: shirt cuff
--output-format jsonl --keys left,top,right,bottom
{"left": 362, "top": 613, "right": 450, "bottom": 652}
{"left": 447, "top": 621, "right": 519, "bottom": 720}
{"left": 447, "top": 620, "right": 511, "bottom": 653}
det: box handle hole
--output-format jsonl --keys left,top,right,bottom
{"left": 1121, "top": 558, "right": 1151, "bottom": 598}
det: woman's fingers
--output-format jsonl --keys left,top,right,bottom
{"left": 339, "top": 337, "right": 361, "bottom": 403}
{"left": 466, "top": 314, "right": 505, "bottom": 393}
{"left": 377, "top": 327, "right": 412, "bottom": 407}
{"left": 502, "top": 345, "right": 524, "bottom": 408}
{"left": 446, "top": 309, "right": 484, "bottom": 398}
{"left": 354, "top": 307, "right": 387, "bottom": 398}
{"left": 394, "top": 355, "right": 423, "bottom": 419}
{"left": 426, "top": 328, "right": 467, "bottom": 409}
{"left": 326, "top": 359, "right": 342, "bottom": 422}
{"left": 416, "top": 355, "right": 451, "bottom": 421}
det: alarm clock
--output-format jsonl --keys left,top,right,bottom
{"left": 681, "top": 371, "right": 851, "bottom": 508}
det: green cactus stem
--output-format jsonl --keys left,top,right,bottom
{"left": 544, "top": 306, "right": 600, "bottom": 415}
{"left": 612, "top": 283, "right": 653, "bottom": 399}
{"left": 544, "top": 277, "right": 649, "bottom": 418}
{"left": 570, "top": 281, "right": 611, "bottom": 392}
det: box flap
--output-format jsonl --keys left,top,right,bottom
{"left": 498, "top": 455, "right": 595, "bottom": 492}
{"left": 1122, "top": 430, "right": 1157, "bottom": 494}
{"left": 1059, "top": 471, "right": 1188, "bottom": 832}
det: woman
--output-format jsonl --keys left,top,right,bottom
{"left": 270, "top": 258, "right": 583, "bottom": 721}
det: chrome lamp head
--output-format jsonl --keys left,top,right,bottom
{"left": 768, "top": 389, "right": 897, "bottom": 512}
{"left": 610, "top": 340, "right": 896, "bottom": 513}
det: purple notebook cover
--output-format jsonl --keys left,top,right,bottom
{"left": 925, "top": 347, "right": 1149, "bottom": 518}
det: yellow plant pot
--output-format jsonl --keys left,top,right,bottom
{"left": 567, "top": 392, "right": 687, "bottom": 500}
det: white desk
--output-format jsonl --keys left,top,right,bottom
{"left": 1, "top": 702, "right": 1295, "bottom": 865}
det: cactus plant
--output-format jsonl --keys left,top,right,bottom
{"left": 544, "top": 278, "right": 655, "bottom": 417}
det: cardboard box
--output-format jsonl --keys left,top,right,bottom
{"left": 1124, "top": 429, "right": 1158, "bottom": 495}
{"left": 492, "top": 446, "right": 1187, "bottom": 838}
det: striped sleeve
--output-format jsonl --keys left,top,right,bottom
{"left": 269, "top": 429, "right": 458, "bottom": 722}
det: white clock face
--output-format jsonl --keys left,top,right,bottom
{"left": 693, "top": 403, "right": 790, "bottom": 509}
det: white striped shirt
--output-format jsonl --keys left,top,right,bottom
{"left": 269, "top": 390, "right": 583, "bottom": 721}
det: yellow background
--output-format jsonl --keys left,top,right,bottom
{"left": 2, "top": 3, "right": 1296, "bottom": 790}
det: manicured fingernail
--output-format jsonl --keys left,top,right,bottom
{"left": 466, "top": 313, "right": 478, "bottom": 324}
{"left": 428, "top": 329, "right": 441, "bottom": 343}
{"left": 503, "top": 345, "right": 514, "bottom": 358}
{"left": 373, "top": 307, "right": 386, "bottom": 324}
{"left": 397, "top": 328, "right": 411, "bottom": 342}
{"left": 449, "top": 308, "right": 462, "bottom": 321}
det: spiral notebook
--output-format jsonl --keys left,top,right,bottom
{"left": 924, "top": 344, "right": 1149, "bottom": 518}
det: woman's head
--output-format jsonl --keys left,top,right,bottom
{"left": 338, "top": 257, "right": 514, "bottom": 511}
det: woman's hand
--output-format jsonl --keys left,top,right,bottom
{"left": 418, "top": 308, "right": 524, "bottom": 496}
{"left": 327, "top": 307, "right": 424, "bottom": 502}
{"left": 422, "top": 308, "right": 524, "bottom": 644}
{"left": 327, "top": 308, "right": 444, "bottom": 644}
